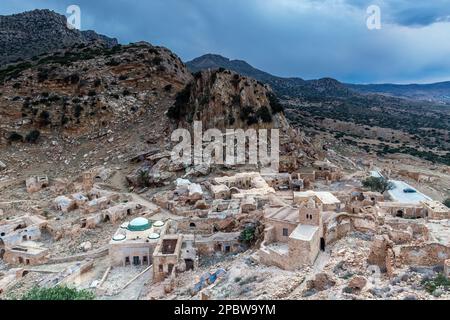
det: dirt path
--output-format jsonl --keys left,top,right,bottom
{"left": 288, "top": 250, "right": 331, "bottom": 298}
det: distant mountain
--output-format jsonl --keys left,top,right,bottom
{"left": 348, "top": 82, "right": 450, "bottom": 104}
{"left": 186, "top": 54, "right": 353, "bottom": 99}
{"left": 0, "top": 9, "right": 118, "bottom": 66}
{"left": 187, "top": 54, "right": 450, "bottom": 104}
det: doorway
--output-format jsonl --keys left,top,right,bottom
{"left": 185, "top": 259, "right": 194, "bottom": 271}
{"left": 320, "top": 238, "right": 326, "bottom": 251}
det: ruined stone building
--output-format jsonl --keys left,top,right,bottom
{"left": 0, "top": 215, "right": 49, "bottom": 266}
{"left": 259, "top": 197, "right": 327, "bottom": 270}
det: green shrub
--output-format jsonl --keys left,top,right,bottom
{"left": 443, "top": 199, "right": 450, "bottom": 208}
{"left": 239, "top": 226, "right": 256, "bottom": 244}
{"left": 39, "top": 110, "right": 51, "bottom": 126}
{"left": 421, "top": 273, "right": 450, "bottom": 294}
{"left": 267, "top": 92, "right": 284, "bottom": 114}
{"left": 167, "top": 84, "right": 192, "bottom": 120}
{"left": 21, "top": 285, "right": 95, "bottom": 300}
{"left": 137, "top": 170, "right": 150, "bottom": 188}
{"left": 240, "top": 106, "right": 254, "bottom": 121}
{"left": 25, "top": 130, "right": 40, "bottom": 143}
{"left": 256, "top": 106, "right": 272, "bottom": 123}
{"left": 7, "top": 132, "right": 23, "bottom": 143}
{"left": 74, "top": 105, "right": 83, "bottom": 118}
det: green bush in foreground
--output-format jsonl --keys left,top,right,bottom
{"left": 421, "top": 273, "right": 450, "bottom": 294}
{"left": 21, "top": 285, "right": 95, "bottom": 300}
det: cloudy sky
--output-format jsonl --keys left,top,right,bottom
{"left": 2, "top": 0, "right": 450, "bottom": 84}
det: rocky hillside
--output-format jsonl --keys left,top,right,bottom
{"left": 0, "top": 9, "right": 117, "bottom": 66}
{"left": 167, "top": 69, "right": 319, "bottom": 167}
{"left": 0, "top": 38, "right": 320, "bottom": 179}
{"left": 0, "top": 41, "right": 192, "bottom": 142}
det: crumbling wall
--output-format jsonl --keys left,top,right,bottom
{"left": 398, "top": 243, "right": 450, "bottom": 267}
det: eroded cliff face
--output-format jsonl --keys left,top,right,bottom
{"left": 167, "top": 69, "right": 320, "bottom": 168}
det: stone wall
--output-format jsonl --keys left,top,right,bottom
{"left": 399, "top": 243, "right": 450, "bottom": 267}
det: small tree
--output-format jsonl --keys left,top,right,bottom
{"left": 137, "top": 170, "right": 150, "bottom": 188}
{"left": 362, "top": 177, "right": 394, "bottom": 193}
{"left": 443, "top": 198, "right": 450, "bottom": 208}
{"left": 22, "top": 285, "right": 95, "bottom": 300}
{"left": 39, "top": 110, "right": 51, "bottom": 126}
{"left": 239, "top": 226, "right": 256, "bottom": 245}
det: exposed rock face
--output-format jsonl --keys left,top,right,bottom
{"left": 167, "top": 69, "right": 319, "bottom": 168}
{"left": 0, "top": 9, "right": 118, "bottom": 66}
{"left": 168, "top": 69, "right": 284, "bottom": 129}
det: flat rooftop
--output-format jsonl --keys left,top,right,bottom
{"left": 388, "top": 180, "right": 432, "bottom": 204}
{"left": 314, "top": 192, "right": 341, "bottom": 205}
{"left": 266, "top": 242, "right": 289, "bottom": 255}
{"left": 265, "top": 206, "right": 299, "bottom": 224}
{"left": 290, "top": 224, "right": 319, "bottom": 242}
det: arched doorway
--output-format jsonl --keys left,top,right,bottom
{"left": 320, "top": 238, "right": 326, "bottom": 251}
{"left": 396, "top": 210, "right": 404, "bottom": 218}
{"left": 185, "top": 259, "right": 194, "bottom": 271}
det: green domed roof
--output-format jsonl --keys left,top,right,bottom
{"left": 128, "top": 217, "right": 151, "bottom": 232}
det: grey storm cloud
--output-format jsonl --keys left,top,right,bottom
{"left": 2, "top": 0, "right": 450, "bottom": 83}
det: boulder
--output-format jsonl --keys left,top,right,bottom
{"left": 306, "top": 273, "right": 336, "bottom": 292}
{"left": 348, "top": 276, "right": 367, "bottom": 292}
{"left": 195, "top": 200, "right": 209, "bottom": 210}
{"left": 79, "top": 241, "right": 92, "bottom": 252}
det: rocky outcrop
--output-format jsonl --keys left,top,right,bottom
{"left": 167, "top": 69, "right": 319, "bottom": 168}
{"left": 0, "top": 9, "right": 118, "bottom": 66}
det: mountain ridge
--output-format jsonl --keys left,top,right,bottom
{"left": 0, "top": 9, "right": 118, "bottom": 66}
{"left": 187, "top": 53, "right": 450, "bottom": 104}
